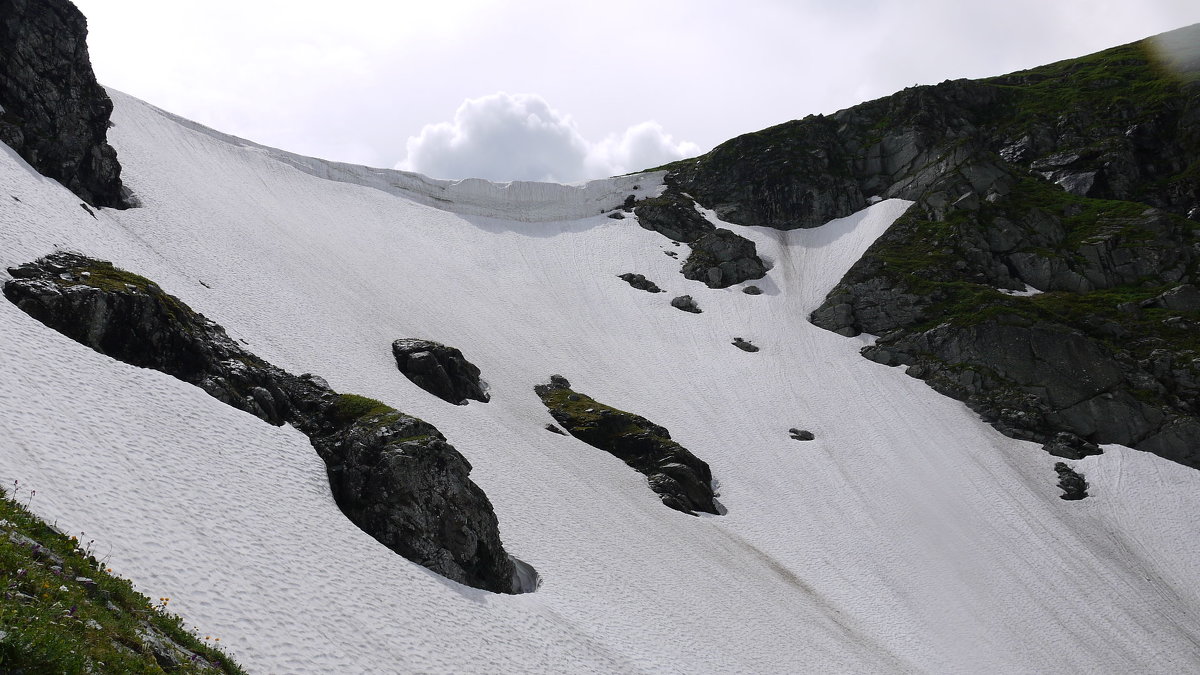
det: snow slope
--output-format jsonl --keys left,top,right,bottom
{"left": 2, "top": 90, "right": 1199, "bottom": 673}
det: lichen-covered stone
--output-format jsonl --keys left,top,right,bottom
{"left": 534, "top": 375, "right": 719, "bottom": 515}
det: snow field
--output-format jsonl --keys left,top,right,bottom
{"left": 0, "top": 91, "right": 1198, "bottom": 673}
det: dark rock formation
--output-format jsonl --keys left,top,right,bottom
{"left": 860, "top": 315, "right": 1199, "bottom": 467}
{"left": 392, "top": 338, "right": 489, "bottom": 405}
{"left": 634, "top": 190, "right": 767, "bottom": 288}
{"left": 789, "top": 429, "right": 815, "bottom": 441}
{"left": 534, "top": 375, "right": 719, "bottom": 515}
{"left": 633, "top": 191, "right": 715, "bottom": 243}
{"left": 670, "top": 295, "right": 701, "bottom": 313}
{"left": 297, "top": 392, "right": 515, "bottom": 592}
{"left": 1054, "top": 462, "right": 1089, "bottom": 501}
{"left": 4, "top": 253, "right": 293, "bottom": 424}
{"left": 545, "top": 423, "right": 566, "bottom": 435}
{"left": 5, "top": 252, "right": 528, "bottom": 593}
{"left": 682, "top": 228, "right": 768, "bottom": 289}
{"left": 743, "top": 285, "right": 763, "bottom": 295}
{"left": 0, "top": 0, "right": 127, "bottom": 207}
{"left": 649, "top": 24, "right": 1200, "bottom": 471}
{"left": 732, "top": 338, "right": 759, "bottom": 352}
{"left": 618, "top": 272, "right": 662, "bottom": 293}
{"left": 1042, "top": 432, "right": 1103, "bottom": 460}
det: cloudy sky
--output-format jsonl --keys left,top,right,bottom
{"left": 73, "top": 0, "right": 1200, "bottom": 183}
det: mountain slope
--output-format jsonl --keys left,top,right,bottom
{"left": 2, "top": 82, "right": 1200, "bottom": 674}
{"left": 652, "top": 25, "right": 1200, "bottom": 464}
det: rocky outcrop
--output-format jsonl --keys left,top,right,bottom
{"left": 392, "top": 338, "right": 490, "bottom": 405}
{"left": 633, "top": 191, "right": 715, "bottom": 243}
{"left": 789, "top": 429, "right": 815, "bottom": 441}
{"left": 681, "top": 228, "right": 768, "bottom": 289}
{"left": 0, "top": 0, "right": 127, "bottom": 207}
{"left": 296, "top": 392, "right": 516, "bottom": 592}
{"left": 4, "top": 253, "right": 293, "bottom": 424}
{"left": 5, "top": 252, "right": 529, "bottom": 593}
{"left": 670, "top": 295, "right": 701, "bottom": 313}
{"left": 1054, "top": 462, "right": 1089, "bottom": 501}
{"left": 1042, "top": 432, "right": 1103, "bottom": 461}
{"left": 618, "top": 273, "right": 662, "bottom": 293}
{"left": 534, "top": 375, "right": 719, "bottom": 515}
{"left": 861, "top": 315, "right": 1199, "bottom": 468}
{"left": 634, "top": 190, "right": 767, "bottom": 288}
{"left": 651, "top": 24, "right": 1200, "bottom": 472}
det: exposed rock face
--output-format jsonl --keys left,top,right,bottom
{"left": 682, "top": 228, "right": 768, "bottom": 289}
{"left": 535, "top": 375, "right": 719, "bottom": 515}
{"left": 298, "top": 393, "right": 515, "bottom": 592}
{"left": 1042, "top": 432, "right": 1103, "bottom": 461}
{"left": 0, "top": 0, "right": 127, "bottom": 207}
{"left": 392, "top": 338, "right": 489, "bottom": 405}
{"left": 651, "top": 24, "right": 1200, "bottom": 472}
{"left": 4, "top": 253, "right": 292, "bottom": 424}
{"left": 634, "top": 190, "right": 767, "bottom": 288}
{"left": 789, "top": 429, "right": 815, "bottom": 441}
{"left": 5, "top": 252, "right": 527, "bottom": 593}
{"left": 667, "top": 115, "right": 865, "bottom": 230}
{"left": 633, "top": 191, "right": 715, "bottom": 243}
{"left": 1054, "top": 462, "right": 1089, "bottom": 501}
{"left": 618, "top": 272, "right": 662, "bottom": 293}
{"left": 670, "top": 295, "right": 701, "bottom": 313}
{"left": 861, "top": 316, "right": 1198, "bottom": 468}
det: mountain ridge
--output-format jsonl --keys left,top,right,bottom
{"left": 3, "top": 5, "right": 1200, "bottom": 673}
{"left": 641, "top": 24, "right": 1200, "bottom": 466}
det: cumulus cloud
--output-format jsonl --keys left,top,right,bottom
{"left": 397, "top": 93, "right": 700, "bottom": 183}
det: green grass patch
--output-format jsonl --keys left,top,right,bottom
{"left": 537, "top": 388, "right": 660, "bottom": 449}
{"left": 0, "top": 487, "right": 245, "bottom": 673}
{"left": 329, "top": 394, "right": 398, "bottom": 425}
{"left": 984, "top": 40, "right": 1186, "bottom": 131}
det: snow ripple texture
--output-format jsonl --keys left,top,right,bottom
{"left": 0, "top": 90, "right": 1198, "bottom": 673}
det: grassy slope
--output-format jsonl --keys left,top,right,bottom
{"left": 0, "top": 487, "right": 245, "bottom": 674}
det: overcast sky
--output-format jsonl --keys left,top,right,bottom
{"left": 73, "top": 0, "right": 1200, "bottom": 183}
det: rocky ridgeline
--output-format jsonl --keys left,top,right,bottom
{"left": 3, "top": 252, "right": 532, "bottom": 594}
{"left": 654, "top": 25, "right": 1200, "bottom": 469}
{"left": 535, "top": 375, "right": 719, "bottom": 515}
{"left": 0, "top": 0, "right": 127, "bottom": 207}
{"left": 634, "top": 191, "right": 767, "bottom": 288}
{"left": 392, "top": 338, "right": 490, "bottom": 405}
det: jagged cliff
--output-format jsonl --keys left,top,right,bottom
{"left": 0, "top": 0, "right": 127, "bottom": 207}
{"left": 658, "top": 25, "right": 1200, "bottom": 467}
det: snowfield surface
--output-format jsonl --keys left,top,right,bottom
{"left": 2, "top": 90, "right": 1200, "bottom": 673}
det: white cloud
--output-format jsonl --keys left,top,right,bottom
{"left": 397, "top": 93, "right": 700, "bottom": 183}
